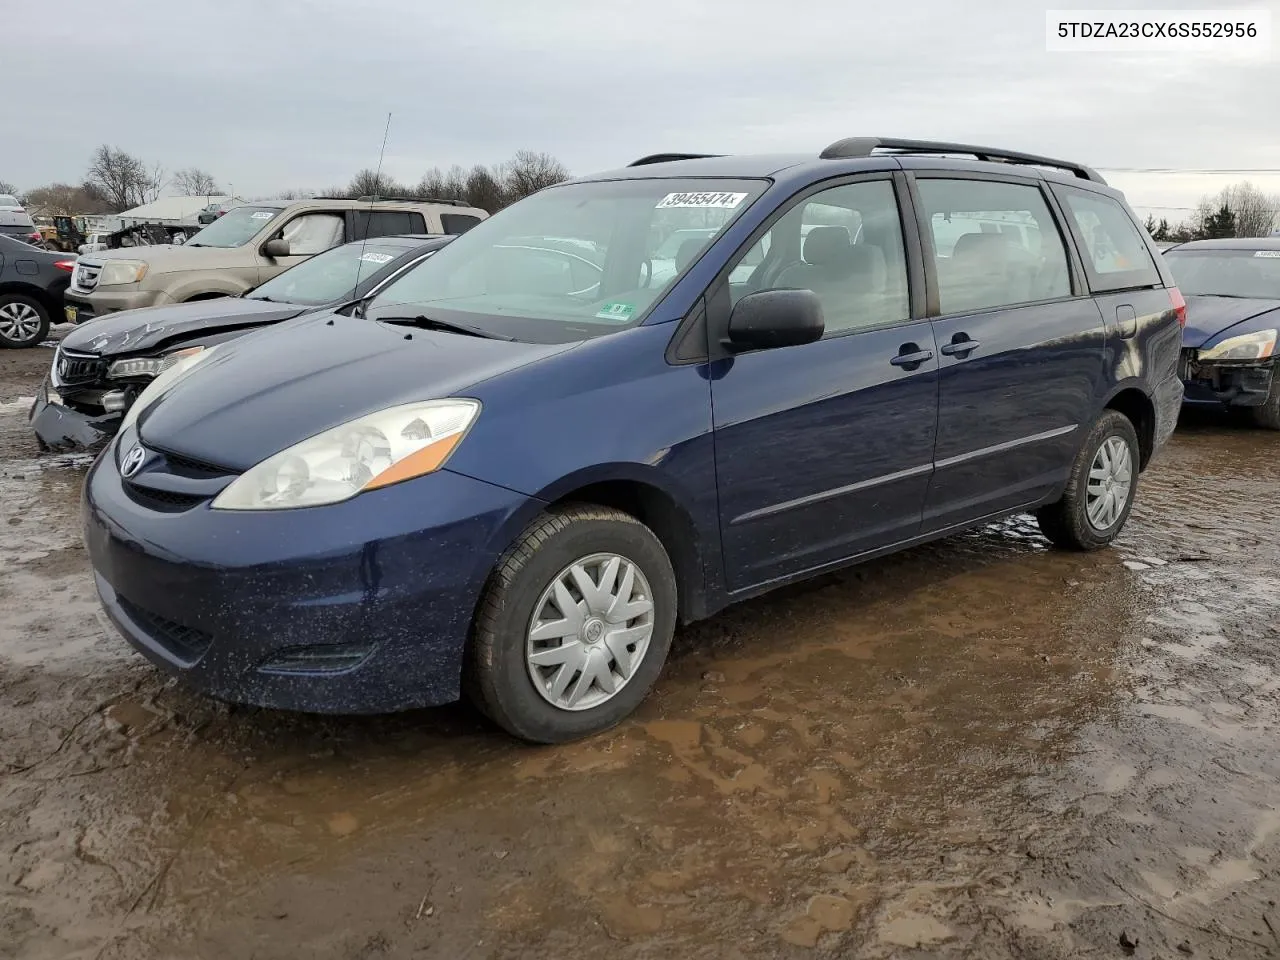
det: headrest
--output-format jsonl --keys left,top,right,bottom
{"left": 803, "top": 226, "right": 852, "bottom": 266}
{"left": 675, "top": 237, "right": 706, "bottom": 273}
{"left": 952, "top": 231, "right": 1016, "bottom": 260}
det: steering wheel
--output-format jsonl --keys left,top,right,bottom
{"left": 638, "top": 259, "right": 653, "bottom": 289}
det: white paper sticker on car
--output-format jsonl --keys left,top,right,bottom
{"left": 1254, "top": 250, "right": 1280, "bottom": 258}
{"left": 250, "top": 211, "right": 274, "bottom": 219}
{"left": 655, "top": 191, "right": 748, "bottom": 209}
{"left": 359, "top": 252, "right": 394, "bottom": 264}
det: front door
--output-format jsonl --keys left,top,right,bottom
{"left": 911, "top": 175, "right": 1107, "bottom": 532}
{"left": 709, "top": 177, "right": 940, "bottom": 594}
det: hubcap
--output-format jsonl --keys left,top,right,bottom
{"left": 0, "top": 301, "right": 42, "bottom": 343}
{"left": 1086, "top": 435, "right": 1133, "bottom": 532}
{"left": 526, "top": 552, "right": 655, "bottom": 712}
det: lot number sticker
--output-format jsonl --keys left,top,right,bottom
{"left": 250, "top": 211, "right": 274, "bottom": 219}
{"left": 359, "top": 252, "right": 394, "bottom": 264}
{"left": 656, "top": 191, "right": 747, "bottom": 209}
{"left": 1254, "top": 250, "right": 1280, "bottom": 258}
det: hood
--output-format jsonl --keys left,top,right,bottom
{"left": 137, "top": 312, "right": 575, "bottom": 471}
{"left": 62, "top": 298, "right": 305, "bottom": 356}
{"left": 1183, "top": 296, "right": 1280, "bottom": 349}
{"left": 84, "top": 243, "right": 252, "bottom": 272}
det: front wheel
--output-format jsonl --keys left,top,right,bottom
{"left": 1248, "top": 371, "right": 1280, "bottom": 430}
{"left": 0, "top": 294, "right": 50, "bottom": 348}
{"left": 468, "top": 504, "right": 677, "bottom": 743}
{"left": 1036, "top": 410, "right": 1140, "bottom": 551}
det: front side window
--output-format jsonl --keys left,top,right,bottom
{"left": 281, "top": 213, "right": 346, "bottom": 255}
{"left": 917, "top": 178, "right": 1072, "bottom": 314}
{"left": 1058, "top": 187, "right": 1160, "bottom": 291}
{"left": 247, "top": 241, "right": 408, "bottom": 305}
{"left": 1165, "top": 248, "right": 1280, "bottom": 300}
{"left": 187, "top": 206, "right": 282, "bottom": 248}
{"left": 368, "top": 178, "right": 766, "bottom": 342}
{"left": 724, "top": 179, "right": 909, "bottom": 336}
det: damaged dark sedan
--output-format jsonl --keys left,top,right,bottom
{"left": 30, "top": 234, "right": 452, "bottom": 449}
{"left": 1164, "top": 237, "right": 1280, "bottom": 428}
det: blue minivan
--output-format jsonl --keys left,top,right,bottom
{"left": 83, "top": 138, "right": 1185, "bottom": 742}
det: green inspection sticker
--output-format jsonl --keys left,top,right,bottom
{"left": 595, "top": 302, "right": 635, "bottom": 322}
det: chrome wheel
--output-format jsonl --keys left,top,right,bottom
{"left": 0, "top": 300, "right": 43, "bottom": 343}
{"left": 526, "top": 552, "right": 655, "bottom": 711}
{"left": 1086, "top": 436, "right": 1133, "bottom": 532}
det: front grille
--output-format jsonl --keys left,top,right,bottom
{"left": 1178, "top": 348, "right": 1198, "bottom": 381}
{"left": 117, "top": 597, "right": 213, "bottom": 663}
{"left": 122, "top": 481, "right": 206, "bottom": 511}
{"left": 71, "top": 261, "right": 102, "bottom": 294}
{"left": 55, "top": 347, "right": 105, "bottom": 386}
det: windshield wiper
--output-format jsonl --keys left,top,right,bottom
{"left": 373, "top": 313, "right": 512, "bottom": 340}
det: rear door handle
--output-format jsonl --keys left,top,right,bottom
{"left": 940, "top": 335, "right": 981, "bottom": 357}
{"left": 890, "top": 345, "right": 934, "bottom": 370}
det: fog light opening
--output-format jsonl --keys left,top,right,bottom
{"left": 257, "top": 643, "right": 373, "bottom": 676}
{"left": 101, "top": 390, "right": 128, "bottom": 413}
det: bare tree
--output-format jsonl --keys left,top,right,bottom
{"left": 0, "top": 180, "right": 17, "bottom": 197}
{"left": 348, "top": 168, "right": 407, "bottom": 198}
{"left": 23, "top": 182, "right": 114, "bottom": 216}
{"left": 86, "top": 145, "right": 165, "bottom": 211}
{"left": 1221, "top": 182, "right": 1280, "bottom": 238}
{"left": 463, "top": 165, "right": 506, "bottom": 212}
{"left": 172, "top": 167, "right": 220, "bottom": 197}
{"left": 504, "top": 150, "right": 569, "bottom": 201}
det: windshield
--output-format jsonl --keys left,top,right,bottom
{"left": 186, "top": 205, "right": 281, "bottom": 248}
{"left": 368, "top": 177, "right": 765, "bottom": 341}
{"left": 1165, "top": 249, "right": 1280, "bottom": 300}
{"left": 0, "top": 195, "right": 20, "bottom": 208}
{"left": 248, "top": 241, "right": 411, "bottom": 305}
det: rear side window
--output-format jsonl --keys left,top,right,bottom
{"left": 441, "top": 213, "right": 482, "bottom": 235}
{"left": 917, "top": 178, "right": 1072, "bottom": 314}
{"left": 1056, "top": 187, "right": 1160, "bottom": 292}
{"left": 353, "top": 210, "right": 426, "bottom": 240}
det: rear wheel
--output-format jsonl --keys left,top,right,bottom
{"left": 469, "top": 504, "right": 677, "bottom": 743}
{"left": 0, "top": 294, "right": 50, "bottom": 348}
{"left": 1036, "top": 410, "right": 1140, "bottom": 550}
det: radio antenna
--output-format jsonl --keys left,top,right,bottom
{"left": 354, "top": 111, "right": 393, "bottom": 291}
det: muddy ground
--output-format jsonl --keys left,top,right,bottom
{"left": 2, "top": 333, "right": 1279, "bottom": 960}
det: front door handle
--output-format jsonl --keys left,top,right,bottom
{"left": 940, "top": 334, "right": 981, "bottom": 357}
{"left": 890, "top": 344, "right": 934, "bottom": 370}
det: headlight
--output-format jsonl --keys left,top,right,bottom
{"left": 108, "top": 346, "right": 205, "bottom": 381}
{"left": 212, "top": 400, "right": 481, "bottom": 511}
{"left": 119, "top": 347, "right": 214, "bottom": 432}
{"left": 1199, "top": 328, "right": 1277, "bottom": 362}
{"left": 97, "top": 260, "right": 149, "bottom": 286}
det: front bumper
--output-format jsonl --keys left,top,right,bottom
{"left": 29, "top": 378, "right": 120, "bottom": 450}
{"left": 65, "top": 287, "right": 165, "bottom": 322}
{"left": 83, "top": 441, "right": 540, "bottom": 713}
{"left": 1180, "top": 349, "right": 1276, "bottom": 407}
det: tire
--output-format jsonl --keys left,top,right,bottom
{"left": 0, "top": 294, "right": 50, "bottom": 348}
{"left": 1036, "top": 410, "right": 1140, "bottom": 551}
{"left": 1249, "top": 373, "right": 1280, "bottom": 430}
{"left": 469, "top": 504, "right": 677, "bottom": 743}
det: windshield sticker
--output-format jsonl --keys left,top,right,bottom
{"left": 1254, "top": 250, "right": 1280, "bottom": 258}
{"left": 595, "top": 302, "right": 635, "bottom": 322}
{"left": 358, "top": 252, "right": 394, "bottom": 264}
{"left": 655, "top": 191, "right": 748, "bottom": 210}
{"left": 250, "top": 211, "right": 274, "bottom": 220}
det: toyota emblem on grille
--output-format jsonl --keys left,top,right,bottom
{"left": 120, "top": 445, "right": 146, "bottom": 479}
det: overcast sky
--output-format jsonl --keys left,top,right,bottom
{"left": 5, "top": 0, "right": 1279, "bottom": 221}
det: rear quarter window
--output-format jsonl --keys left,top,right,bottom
{"left": 441, "top": 213, "right": 482, "bottom": 235}
{"left": 1055, "top": 186, "right": 1161, "bottom": 292}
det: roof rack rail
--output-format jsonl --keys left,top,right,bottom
{"left": 628, "top": 153, "right": 724, "bottom": 167}
{"left": 311, "top": 195, "right": 470, "bottom": 206}
{"left": 817, "top": 137, "right": 1106, "bottom": 184}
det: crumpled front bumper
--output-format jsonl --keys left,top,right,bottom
{"left": 1180, "top": 352, "right": 1276, "bottom": 408}
{"left": 28, "top": 378, "right": 121, "bottom": 451}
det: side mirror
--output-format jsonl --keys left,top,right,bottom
{"left": 725, "top": 289, "right": 824, "bottom": 352}
{"left": 264, "top": 238, "right": 291, "bottom": 258}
